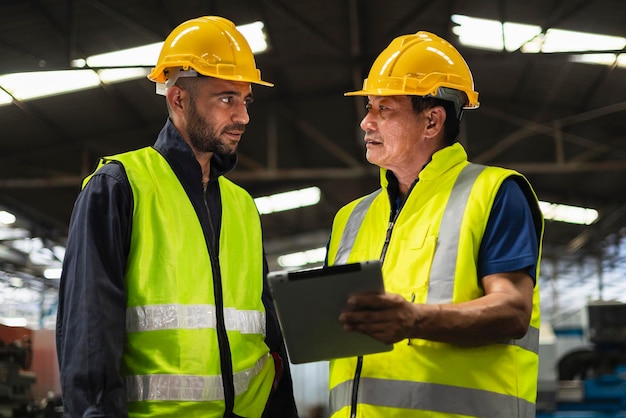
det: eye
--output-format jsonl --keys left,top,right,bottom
{"left": 220, "top": 96, "right": 234, "bottom": 104}
{"left": 365, "top": 103, "right": 372, "bottom": 111}
{"left": 244, "top": 97, "right": 254, "bottom": 107}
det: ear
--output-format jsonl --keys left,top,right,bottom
{"left": 425, "top": 106, "right": 446, "bottom": 135}
{"left": 166, "top": 85, "right": 185, "bottom": 115}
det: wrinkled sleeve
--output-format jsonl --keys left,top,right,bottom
{"left": 56, "top": 163, "right": 132, "bottom": 418}
{"left": 478, "top": 177, "right": 540, "bottom": 282}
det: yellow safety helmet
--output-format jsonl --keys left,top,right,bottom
{"left": 346, "top": 31, "right": 479, "bottom": 112}
{"left": 148, "top": 16, "right": 273, "bottom": 94}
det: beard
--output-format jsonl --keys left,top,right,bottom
{"left": 186, "top": 101, "right": 245, "bottom": 157}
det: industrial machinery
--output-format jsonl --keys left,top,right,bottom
{"left": 537, "top": 301, "right": 626, "bottom": 417}
{"left": 0, "top": 335, "right": 37, "bottom": 418}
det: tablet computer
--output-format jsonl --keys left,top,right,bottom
{"left": 267, "top": 260, "right": 393, "bottom": 364}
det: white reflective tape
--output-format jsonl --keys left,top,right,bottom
{"left": 330, "top": 377, "right": 535, "bottom": 417}
{"left": 126, "top": 304, "right": 265, "bottom": 335}
{"left": 335, "top": 189, "right": 382, "bottom": 265}
{"left": 223, "top": 307, "right": 266, "bottom": 335}
{"left": 427, "top": 163, "right": 485, "bottom": 303}
{"left": 126, "top": 354, "right": 270, "bottom": 401}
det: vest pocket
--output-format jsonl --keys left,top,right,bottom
{"left": 383, "top": 233, "right": 436, "bottom": 294}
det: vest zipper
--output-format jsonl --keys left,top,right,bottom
{"left": 379, "top": 220, "right": 395, "bottom": 262}
{"left": 349, "top": 191, "right": 405, "bottom": 417}
{"left": 349, "top": 356, "right": 363, "bottom": 418}
{"left": 203, "top": 182, "right": 236, "bottom": 416}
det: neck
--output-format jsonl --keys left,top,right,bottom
{"left": 192, "top": 150, "right": 212, "bottom": 183}
{"left": 393, "top": 139, "right": 446, "bottom": 198}
{"left": 389, "top": 155, "right": 429, "bottom": 199}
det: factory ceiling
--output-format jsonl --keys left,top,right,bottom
{"left": 0, "top": 0, "right": 625, "bottom": 325}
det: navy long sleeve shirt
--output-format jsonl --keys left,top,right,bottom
{"left": 56, "top": 119, "right": 298, "bottom": 417}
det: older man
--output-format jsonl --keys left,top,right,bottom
{"left": 326, "top": 31, "right": 544, "bottom": 418}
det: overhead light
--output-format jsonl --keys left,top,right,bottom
{"left": 52, "top": 245, "right": 66, "bottom": 261}
{"left": 451, "top": 14, "right": 626, "bottom": 68}
{"left": 254, "top": 186, "right": 321, "bottom": 215}
{"left": 74, "top": 42, "right": 163, "bottom": 68}
{"left": 0, "top": 90, "right": 11, "bottom": 105}
{"left": 0, "top": 21, "right": 268, "bottom": 106}
{"left": 0, "top": 228, "right": 29, "bottom": 240}
{"left": 452, "top": 15, "right": 542, "bottom": 52}
{"left": 9, "top": 277, "right": 23, "bottom": 288}
{"left": 72, "top": 21, "right": 267, "bottom": 70}
{"left": 98, "top": 67, "right": 151, "bottom": 84}
{"left": 531, "top": 28, "right": 626, "bottom": 53}
{"left": 571, "top": 52, "right": 626, "bottom": 67}
{"left": 43, "top": 268, "right": 62, "bottom": 280}
{"left": 0, "top": 210, "right": 16, "bottom": 225}
{"left": 0, "top": 67, "right": 153, "bottom": 104}
{"left": 0, "top": 69, "right": 101, "bottom": 101}
{"left": 235, "top": 21, "right": 269, "bottom": 53}
{"left": 538, "top": 201, "right": 599, "bottom": 225}
{"left": 0, "top": 317, "right": 28, "bottom": 327}
{"left": 277, "top": 247, "right": 327, "bottom": 268}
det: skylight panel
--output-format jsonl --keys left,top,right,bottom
{"left": 452, "top": 14, "right": 626, "bottom": 63}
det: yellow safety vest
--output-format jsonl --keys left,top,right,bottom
{"left": 326, "top": 143, "right": 543, "bottom": 418}
{"left": 84, "top": 147, "right": 274, "bottom": 417}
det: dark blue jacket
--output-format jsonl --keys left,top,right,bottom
{"left": 56, "top": 119, "right": 299, "bottom": 418}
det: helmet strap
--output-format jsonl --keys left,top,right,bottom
{"left": 156, "top": 67, "right": 199, "bottom": 96}
{"left": 428, "top": 87, "right": 467, "bottom": 121}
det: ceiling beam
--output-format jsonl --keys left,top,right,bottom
{"left": 476, "top": 103, "right": 626, "bottom": 163}
{"left": 280, "top": 106, "right": 365, "bottom": 168}
{"left": 347, "top": 0, "right": 367, "bottom": 128}
{"left": 497, "top": 161, "right": 626, "bottom": 173}
{"left": 84, "top": 0, "right": 163, "bottom": 42}
{"left": 263, "top": 0, "right": 345, "bottom": 55}
{"left": 5, "top": 157, "right": 626, "bottom": 190}
{"left": 564, "top": 203, "right": 626, "bottom": 254}
{"left": 0, "top": 167, "right": 379, "bottom": 189}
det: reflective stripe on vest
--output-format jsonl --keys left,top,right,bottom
{"left": 126, "top": 304, "right": 265, "bottom": 335}
{"left": 330, "top": 162, "right": 538, "bottom": 417}
{"left": 125, "top": 354, "right": 269, "bottom": 402}
{"left": 98, "top": 148, "right": 273, "bottom": 415}
{"left": 336, "top": 163, "right": 486, "bottom": 304}
{"left": 335, "top": 189, "right": 382, "bottom": 265}
{"left": 330, "top": 377, "right": 535, "bottom": 418}
{"left": 427, "top": 163, "right": 484, "bottom": 303}
{"left": 510, "top": 324, "right": 539, "bottom": 353}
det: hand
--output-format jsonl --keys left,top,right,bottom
{"left": 338, "top": 292, "right": 416, "bottom": 345}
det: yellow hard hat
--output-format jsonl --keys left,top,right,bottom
{"left": 346, "top": 31, "right": 479, "bottom": 110}
{"left": 148, "top": 16, "right": 273, "bottom": 89}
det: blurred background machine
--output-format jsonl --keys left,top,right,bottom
{"left": 0, "top": 335, "right": 37, "bottom": 417}
{"left": 0, "top": 335, "right": 61, "bottom": 418}
{"left": 537, "top": 301, "right": 626, "bottom": 417}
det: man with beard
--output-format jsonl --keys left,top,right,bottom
{"left": 56, "top": 16, "right": 299, "bottom": 418}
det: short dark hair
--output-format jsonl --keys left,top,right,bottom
{"left": 410, "top": 96, "right": 461, "bottom": 146}
{"left": 175, "top": 77, "right": 202, "bottom": 100}
{"left": 165, "top": 76, "right": 203, "bottom": 116}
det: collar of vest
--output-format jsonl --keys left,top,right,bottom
{"left": 379, "top": 142, "right": 468, "bottom": 189}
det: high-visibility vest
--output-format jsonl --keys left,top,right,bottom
{"left": 85, "top": 147, "right": 274, "bottom": 417}
{"left": 326, "top": 143, "right": 543, "bottom": 418}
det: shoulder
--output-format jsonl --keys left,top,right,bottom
{"left": 80, "top": 159, "right": 133, "bottom": 208}
{"left": 81, "top": 159, "right": 130, "bottom": 192}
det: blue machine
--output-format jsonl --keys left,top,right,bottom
{"left": 537, "top": 302, "right": 626, "bottom": 417}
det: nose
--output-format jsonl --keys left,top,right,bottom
{"left": 360, "top": 112, "right": 375, "bottom": 132}
{"left": 233, "top": 101, "right": 250, "bottom": 125}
